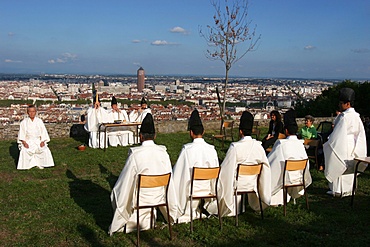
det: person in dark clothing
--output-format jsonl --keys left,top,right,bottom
{"left": 262, "top": 110, "right": 284, "bottom": 150}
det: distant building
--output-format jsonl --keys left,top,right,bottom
{"left": 137, "top": 67, "right": 145, "bottom": 92}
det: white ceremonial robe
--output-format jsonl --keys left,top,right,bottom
{"left": 84, "top": 107, "right": 110, "bottom": 148}
{"left": 172, "top": 138, "right": 219, "bottom": 223}
{"left": 324, "top": 107, "right": 367, "bottom": 197}
{"left": 129, "top": 108, "right": 152, "bottom": 123}
{"left": 107, "top": 109, "right": 134, "bottom": 147}
{"left": 217, "top": 136, "right": 271, "bottom": 216}
{"left": 267, "top": 135, "right": 312, "bottom": 206}
{"left": 17, "top": 117, "right": 55, "bottom": 170}
{"left": 109, "top": 140, "right": 179, "bottom": 235}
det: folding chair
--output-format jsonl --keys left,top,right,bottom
{"left": 135, "top": 173, "right": 172, "bottom": 246}
{"left": 189, "top": 167, "right": 222, "bottom": 233}
{"left": 212, "top": 121, "right": 234, "bottom": 148}
{"left": 235, "top": 164, "right": 264, "bottom": 226}
{"left": 283, "top": 159, "right": 309, "bottom": 216}
{"left": 303, "top": 139, "right": 320, "bottom": 170}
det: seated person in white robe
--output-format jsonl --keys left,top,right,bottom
{"left": 267, "top": 109, "right": 312, "bottom": 206}
{"left": 172, "top": 109, "right": 219, "bottom": 223}
{"left": 109, "top": 113, "right": 179, "bottom": 235}
{"left": 324, "top": 88, "right": 367, "bottom": 197}
{"left": 107, "top": 96, "right": 134, "bottom": 147}
{"left": 84, "top": 97, "right": 110, "bottom": 149}
{"left": 17, "top": 105, "right": 54, "bottom": 170}
{"left": 217, "top": 111, "right": 271, "bottom": 217}
{"left": 129, "top": 97, "right": 152, "bottom": 123}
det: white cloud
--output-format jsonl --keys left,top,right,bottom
{"left": 133, "top": 62, "right": 141, "bottom": 66}
{"left": 5, "top": 59, "right": 22, "bottom": 63}
{"left": 132, "top": 39, "right": 141, "bottom": 43}
{"left": 304, "top": 45, "right": 316, "bottom": 51}
{"left": 48, "top": 52, "right": 77, "bottom": 64}
{"left": 351, "top": 48, "right": 370, "bottom": 54}
{"left": 8, "top": 32, "right": 15, "bottom": 37}
{"left": 151, "top": 40, "right": 179, "bottom": 46}
{"left": 170, "top": 26, "right": 189, "bottom": 34}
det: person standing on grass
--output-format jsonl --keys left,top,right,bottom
{"left": 17, "top": 104, "right": 54, "bottom": 170}
{"left": 324, "top": 88, "right": 367, "bottom": 197}
{"left": 267, "top": 109, "right": 312, "bottom": 206}
{"left": 84, "top": 95, "right": 109, "bottom": 148}
{"left": 172, "top": 109, "right": 219, "bottom": 223}
{"left": 216, "top": 111, "right": 271, "bottom": 216}
{"left": 109, "top": 113, "right": 178, "bottom": 235}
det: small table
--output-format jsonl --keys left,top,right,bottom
{"left": 98, "top": 122, "right": 141, "bottom": 151}
{"left": 351, "top": 157, "right": 370, "bottom": 207}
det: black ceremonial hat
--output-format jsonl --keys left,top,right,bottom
{"left": 239, "top": 111, "right": 254, "bottom": 131}
{"left": 283, "top": 109, "right": 297, "bottom": 128}
{"left": 111, "top": 96, "right": 117, "bottom": 105}
{"left": 339, "top": 88, "right": 355, "bottom": 103}
{"left": 188, "top": 109, "right": 203, "bottom": 131}
{"left": 140, "top": 97, "right": 147, "bottom": 105}
{"left": 140, "top": 113, "right": 155, "bottom": 134}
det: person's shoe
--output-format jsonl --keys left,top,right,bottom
{"left": 37, "top": 166, "right": 44, "bottom": 169}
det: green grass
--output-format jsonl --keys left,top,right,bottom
{"left": 1, "top": 132, "right": 370, "bottom": 247}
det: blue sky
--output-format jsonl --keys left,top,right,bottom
{"left": 1, "top": 0, "right": 369, "bottom": 79}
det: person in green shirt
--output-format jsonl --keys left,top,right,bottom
{"left": 300, "top": 115, "right": 317, "bottom": 139}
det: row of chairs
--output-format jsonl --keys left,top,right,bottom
{"left": 134, "top": 159, "right": 309, "bottom": 246}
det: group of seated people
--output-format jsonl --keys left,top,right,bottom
{"left": 110, "top": 88, "right": 367, "bottom": 235}
{"left": 109, "top": 108, "right": 312, "bottom": 235}
{"left": 84, "top": 96, "right": 151, "bottom": 149}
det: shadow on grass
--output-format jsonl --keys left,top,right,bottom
{"left": 99, "top": 164, "right": 118, "bottom": 190}
{"left": 77, "top": 224, "right": 105, "bottom": 247}
{"left": 66, "top": 169, "right": 113, "bottom": 233}
{"left": 8, "top": 141, "right": 19, "bottom": 168}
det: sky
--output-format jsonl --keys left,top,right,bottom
{"left": 0, "top": 0, "right": 369, "bottom": 80}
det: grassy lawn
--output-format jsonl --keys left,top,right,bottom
{"left": 1, "top": 131, "right": 369, "bottom": 247}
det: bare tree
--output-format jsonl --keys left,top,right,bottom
{"left": 200, "top": 0, "right": 260, "bottom": 132}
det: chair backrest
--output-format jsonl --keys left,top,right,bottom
{"left": 278, "top": 133, "right": 286, "bottom": 139}
{"left": 284, "top": 159, "right": 308, "bottom": 172}
{"left": 138, "top": 173, "right": 171, "bottom": 188}
{"left": 303, "top": 139, "right": 320, "bottom": 147}
{"left": 223, "top": 121, "right": 234, "bottom": 129}
{"left": 237, "top": 164, "right": 262, "bottom": 177}
{"left": 192, "top": 167, "right": 220, "bottom": 180}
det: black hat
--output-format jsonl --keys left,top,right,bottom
{"left": 283, "top": 109, "right": 297, "bottom": 128}
{"left": 140, "top": 97, "right": 147, "bottom": 105}
{"left": 111, "top": 96, "right": 117, "bottom": 106}
{"left": 239, "top": 111, "right": 254, "bottom": 131}
{"left": 140, "top": 113, "right": 155, "bottom": 134}
{"left": 188, "top": 109, "right": 203, "bottom": 131}
{"left": 92, "top": 90, "right": 100, "bottom": 104}
{"left": 339, "top": 88, "right": 355, "bottom": 103}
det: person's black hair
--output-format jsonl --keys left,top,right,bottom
{"left": 140, "top": 132, "right": 155, "bottom": 141}
{"left": 190, "top": 125, "right": 204, "bottom": 136}
{"left": 271, "top": 110, "right": 282, "bottom": 122}
{"left": 285, "top": 124, "right": 298, "bottom": 135}
{"left": 241, "top": 129, "right": 252, "bottom": 136}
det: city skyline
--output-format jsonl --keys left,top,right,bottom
{"left": 1, "top": 0, "right": 369, "bottom": 80}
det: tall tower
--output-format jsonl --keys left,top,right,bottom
{"left": 137, "top": 67, "right": 145, "bottom": 92}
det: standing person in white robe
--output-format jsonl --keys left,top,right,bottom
{"left": 267, "top": 109, "right": 312, "bottom": 206}
{"left": 84, "top": 97, "right": 110, "bottom": 149}
{"left": 17, "top": 105, "right": 54, "bottom": 170}
{"left": 107, "top": 96, "right": 134, "bottom": 147}
{"left": 172, "top": 109, "right": 219, "bottom": 223}
{"left": 109, "top": 113, "right": 179, "bottom": 235}
{"left": 324, "top": 88, "right": 367, "bottom": 197}
{"left": 129, "top": 97, "right": 152, "bottom": 123}
{"left": 217, "top": 111, "right": 271, "bottom": 217}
